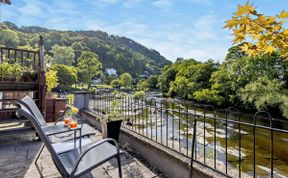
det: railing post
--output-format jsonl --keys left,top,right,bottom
{"left": 38, "top": 35, "right": 46, "bottom": 118}
{"left": 74, "top": 91, "right": 91, "bottom": 110}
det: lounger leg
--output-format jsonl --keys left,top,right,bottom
{"left": 35, "top": 143, "right": 45, "bottom": 178}
{"left": 35, "top": 143, "right": 45, "bottom": 164}
{"left": 117, "top": 154, "right": 122, "bottom": 178}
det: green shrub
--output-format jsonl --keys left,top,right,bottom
{"left": 0, "top": 62, "right": 10, "bottom": 79}
{"left": 11, "top": 63, "right": 23, "bottom": 81}
{"left": 91, "top": 87, "right": 96, "bottom": 93}
{"left": 133, "top": 91, "right": 145, "bottom": 99}
{"left": 137, "top": 79, "right": 149, "bottom": 91}
{"left": 0, "top": 62, "right": 23, "bottom": 81}
{"left": 51, "top": 64, "right": 77, "bottom": 87}
{"left": 66, "top": 94, "right": 75, "bottom": 105}
{"left": 111, "top": 79, "right": 121, "bottom": 88}
{"left": 46, "top": 69, "right": 58, "bottom": 93}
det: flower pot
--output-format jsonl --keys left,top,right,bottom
{"left": 22, "top": 72, "right": 38, "bottom": 82}
{"left": 46, "top": 92, "right": 56, "bottom": 99}
{"left": 101, "top": 120, "right": 122, "bottom": 142}
{"left": 4, "top": 74, "right": 16, "bottom": 81}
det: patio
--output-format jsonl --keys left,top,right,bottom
{"left": 0, "top": 123, "right": 161, "bottom": 178}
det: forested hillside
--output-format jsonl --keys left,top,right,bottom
{"left": 0, "top": 21, "right": 171, "bottom": 76}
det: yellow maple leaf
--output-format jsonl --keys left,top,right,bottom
{"left": 234, "top": 1, "right": 255, "bottom": 16}
{"left": 243, "top": 1, "right": 256, "bottom": 13}
{"left": 240, "top": 43, "right": 250, "bottom": 51}
{"left": 278, "top": 10, "right": 288, "bottom": 19}
{"left": 264, "top": 45, "right": 275, "bottom": 54}
{"left": 234, "top": 4, "right": 246, "bottom": 16}
{"left": 246, "top": 49, "right": 257, "bottom": 57}
{"left": 224, "top": 19, "right": 237, "bottom": 29}
{"left": 283, "top": 29, "right": 288, "bottom": 36}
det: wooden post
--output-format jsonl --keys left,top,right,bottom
{"left": 38, "top": 35, "right": 46, "bottom": 117}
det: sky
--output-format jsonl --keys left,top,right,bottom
{"left": 0, "top": 0, "right": 287, "bottom": 62}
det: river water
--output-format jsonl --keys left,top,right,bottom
{"left": 126, "top": 97, "right": 288, "bottom": 177}
{"left": 92, "top": 94, "right": 288, "bottom": 177}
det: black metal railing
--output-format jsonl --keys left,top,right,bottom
{"left": 89, "top": 92, "right": 288, "bottom": 178}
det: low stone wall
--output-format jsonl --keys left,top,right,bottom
{"left": 80, "top": 109, "right": 225, "bottom": 178}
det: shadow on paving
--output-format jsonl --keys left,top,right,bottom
{"left": 0, "top": 130, "right": 158, "bottom": 178}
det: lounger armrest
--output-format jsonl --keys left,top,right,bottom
{"left": 44, "top": 125, "right": 76, "bottom": 136}
{"left": 70, "top": 138, "right": 120, "bottom": 176}
{"left": 54, "top": 116, "right": 66, "bottom": 125}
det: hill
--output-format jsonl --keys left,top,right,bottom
{"left": 1, "top": 21, "right": 171, "bottom": 77}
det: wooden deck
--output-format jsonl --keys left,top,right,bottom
{"left": 0, "top": 124, "right": 159, "bottom": 178}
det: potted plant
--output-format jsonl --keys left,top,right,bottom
{"left": 100, "top": 100, "right": 124, "bottom": 141}
{"left": 0, "top": 62, "right": 10, "bottom": 81}
{"left": 22, "top": 68, "right": 38, "bottom": 82}
{"left": 0, "top": 63, "right": 23, "bottom": 81}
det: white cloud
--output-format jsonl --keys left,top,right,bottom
{"left": 1, "top": 0, "right": 230, "bottom": 62}
{"left": 150, "top": 0, "right": 176, "bottom": 14}
{"left": 18, "top": 3, "right": 42, "bottom": 16}
{"left": 122, "top": 0, "right": 143, "bottom": 8}
{"left": 81, "top": 13, "right": 228, "bottom": 62}
{"left": 97, "top": 0, "right": 119, "bottom": 5}
{"left": 152, "top": 0, "right": 172, "bottom": 8}
{"left": 86, "top": 0, "right": 119, "bottom": 8}
{"left": 192, "top": 14, "right": 219, "bottom": 40}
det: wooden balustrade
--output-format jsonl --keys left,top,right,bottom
{"left": 0, "top": 36, "right": 46, "bottom": 132}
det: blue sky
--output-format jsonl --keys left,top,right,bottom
{"left": 0, "top": 0, "right": 287, "bottom": 62}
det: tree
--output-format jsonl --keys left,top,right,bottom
{"left": 77, "top": 51, "right": 102, "bottom": 89}
{"left": 168, "top": 76, "right": 195, "bottom": 99}
{"left": 157, "top": 65, "right": 178, "bottom": 94}
{"left": 0, "top": 28, "right": 19, "bottom": 47}
{"left": 110, "top": 79, "right": 121, "bottom": 89}
{"left": 224, "top": 1, "right": 288, "bottom": 58}
{"left": 51, "top": 64, "right": 78, "bottom": 87}
{"left": 240, "top": 77, "right": 288, "bottom": 118}
{"left": 146, "top": 75, "right": 158, "bottom": 89}
{"left": 225, "top": 44, "right": 246, "bottom": 61}
{"left": 72, "top": 42, "right": 84, "bottom": 64}
{"left": 137, "top": 80, "right": 150, "bottom": 91}
{"left": 119, "top": 73, "right": 132, "bottom": 89}
{"left": 50, "top": 45, "right": 75, "bottom": 66}
{"left": 193, "top": 89, "right": 224, "bottom": 105}
{"left": 206, "top": 51, "right": 288, "bottom": 107}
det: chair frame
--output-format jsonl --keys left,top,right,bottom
{"left": 16, "top": 107, "right": 122, "bottom": 178}
{"left": 17, "top": 97, "right": 86, "bottom": 165}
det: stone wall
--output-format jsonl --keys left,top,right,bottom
{"left": 80, "top": 110, "right": 224, "bottom": 178}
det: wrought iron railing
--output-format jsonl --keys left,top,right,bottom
{"left": 89, "top": 92, "right": 288, "bottom": 178}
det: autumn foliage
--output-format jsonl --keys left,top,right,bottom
{"left": 224, "top": 1, "right": 288, "bottom": 58}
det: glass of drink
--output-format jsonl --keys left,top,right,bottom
{"left": 64, "top": 117, "right": 71, "bottom": 126}
{"left": 69, "top": 120, "right": 78, "bottom": 129}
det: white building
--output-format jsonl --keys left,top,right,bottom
{"left": 105, "top": 68, "right": 117, "bottom": 76}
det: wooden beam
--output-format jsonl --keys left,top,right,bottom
{"left": 0, "top": 0, "right": 11, "bottom": 5}
{"left": 38, "top": 35, "right": 46, "bottom": 118}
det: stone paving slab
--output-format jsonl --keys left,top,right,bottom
{"left": 0, "top": 129, "right": 159, "bottom": 178}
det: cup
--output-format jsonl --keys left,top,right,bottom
{"left": 64, "top": 117, "right": 71, "bottom": 126}
{"left": 69, "top": 120, "right": 78, "bottom": 129}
